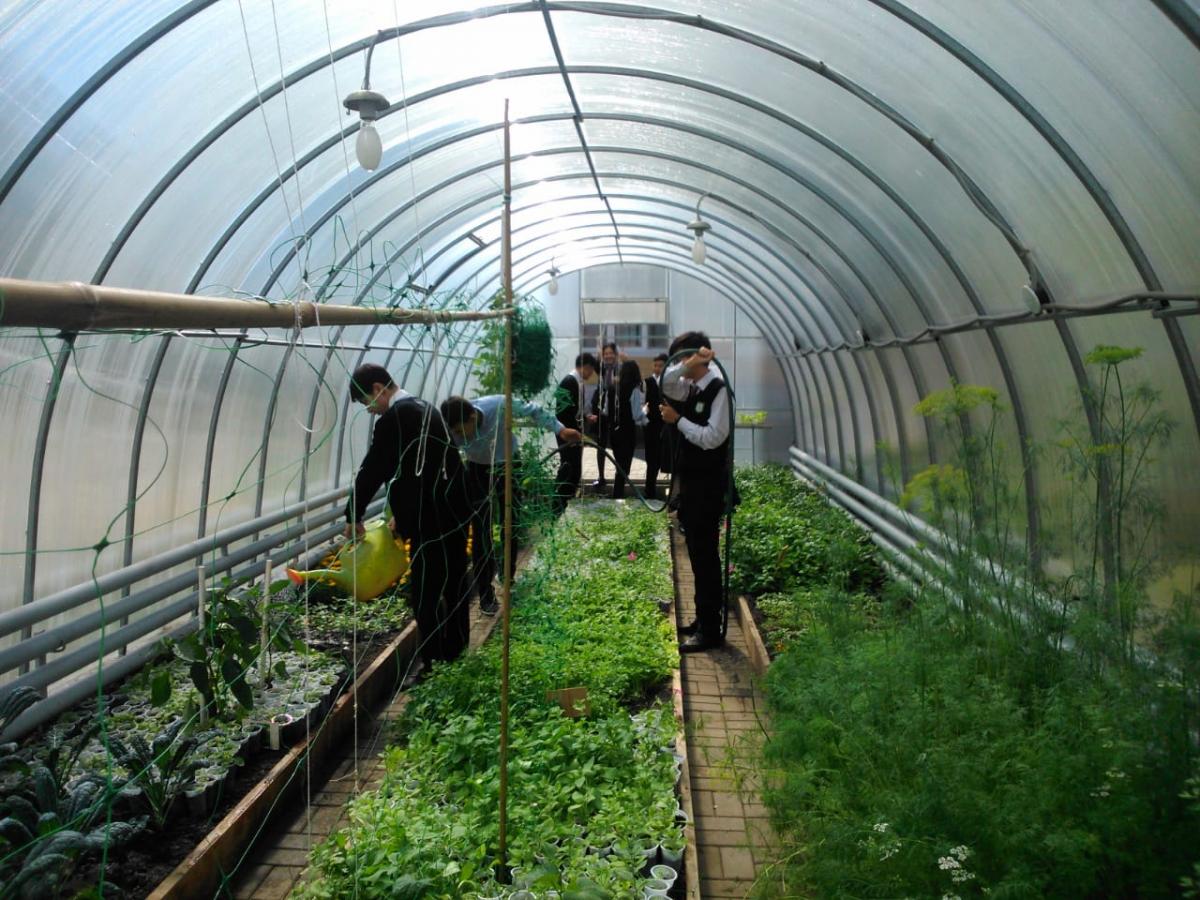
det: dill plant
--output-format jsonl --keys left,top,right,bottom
{"left": 751, "top": 363, "right": 1197, "bottom": 898}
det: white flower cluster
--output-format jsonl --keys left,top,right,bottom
{"left": 862, "top": 821, "right": 901, "bottom": 862}
{"left": 938, "top": 845, "right": 975, "bottom": 884}
{"left": 1092, "top": 767, "right": 1127, "bottom": 798}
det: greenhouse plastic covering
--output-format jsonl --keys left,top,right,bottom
{"left": 0, "top": 1, "right": 1198, "bottom": 676}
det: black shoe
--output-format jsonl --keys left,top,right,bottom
{"left": 679, "top": 633, "right": 724, "bottom": 654}
{"left": 480, "top": 596, "right": 499, "bottom": 616}
{"left": 678, "top": 619, "right": 699, "bottom": 636}
{"left": 589, "top": 479, "right": 607, "bottom": 490}
{"left": 401, "top": 662, "right": 427, "bottom": 689}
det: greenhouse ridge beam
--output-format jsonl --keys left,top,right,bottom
{"left": 0, "top": 278, "right": 513, "bottom": 332}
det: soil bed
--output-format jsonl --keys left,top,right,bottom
{"left": 64, "top": 747, "right": 284, "bottom": 898}
{"left": 5, "top": 583, "right": 410, "bottom": 900}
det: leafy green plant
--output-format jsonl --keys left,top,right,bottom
{"left": 729, "top": 464, "right": 882, "bottom": 597}
{"left": 0, "top": 760, "right": 145, "bottom": 899}
{"left": 472, "top": 293, "right": 554, "bottom": 399}
{"left": 301, "top": 505, "right": 682, "bottom": 899}
{"left": 110, "top": 718, "right": 201, "bottom": 829}
{"left": 750, "top": 376, "right": 1197, "bottom": 899}
{"left": 1056, "top": 344, "right": 1174, "bottom": 646}
{"left": 903, "top": 382, "right": 1031, "bottom": 624}
{"left": 0, "top": 686, "right": 40, "bottom": 777}
{"left": 155, "top": 585, "right": 301, "bottom": 719}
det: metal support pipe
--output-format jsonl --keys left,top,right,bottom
{"left": 0, "top": 623, "right": 192, "bottom": 744}
{"left": 0, "top": 277, "right": 514, "bottom": 331}
{"left": 0, "top": 485, "right": 350, "bottom": 640}
{"left": 0, "top": 499, "right": 356, "bottom": 674}
{"left": 0, "top": 508, "right": 377, "bottom": 743}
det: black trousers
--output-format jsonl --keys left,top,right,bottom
{"left": 677, "top": 472, "right": 727, "bottom": 640}
{"left": 406, "top": 525, "right": 470, "bottom": 665}
{"left": 555, "top": 439, "right": 582, "bottom": 514}
{"left": 466, "top": 461, "right": 520, "bottom": 606}
{"left": 643, "top": 423, "right": 662, "bottom": 499}
{"left": 595, "top": 416, "right": 612, "bottom": 482}
{"left": 611, "top": 425, "right": 636, "bottom": 499}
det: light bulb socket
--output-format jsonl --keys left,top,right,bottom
{"left": 343, "top": 89, "right": 390, "bottom": 121}
{"left": 685, "top": 217, "right": 711, "bottom": 237}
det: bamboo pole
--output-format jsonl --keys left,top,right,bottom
{"left": 497, "top": 98, "right": 515, "bottom": 879}
{"left": 259, "top": 557, "right": 271, "bottom": 684}
{"left": 0, "top": 277, "right": 512, "bottom": 332}
{"left": 196, "top": 565, "right": 208, "bottom": 726}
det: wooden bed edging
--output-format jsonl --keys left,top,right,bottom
{"left": 667, "top": 526, "right": 702, "bottom": 900}
{"left": 147, "top": 620, "right": 419, "bottom": 899}
{"left": 671, "top": 663, "right": 702, "bottom": 900}
{"left": 735, "top": 595, "right": 771, "bottom": 678}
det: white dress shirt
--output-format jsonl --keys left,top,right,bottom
{"left": 661, "top": 362, "right": 731, "bottom": 450}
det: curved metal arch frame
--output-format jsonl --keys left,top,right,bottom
{"left": 511, "top": 244, "right": 819, "bottom": 463}
{"left": 427, "top": 216, "right": 845, "bottom": 466}
{"left": 243, "top": 108, "right": 954, "bottom": 473}
{"left": 390, "top": 217, "right": 815, "bottom": 452}
{"left": 509, "top": 251, "right": 807, "bottom": 450}
{"left": 262, "top": 150, "right": 912, "bottom": 496}
{"left": 334, "top": 185, "right": 846, "bottom": 464}
{"left": 419, "top": 225, "right": 828, "bottom": 464}
{"left": 234, "top": 133, "right": 916, "bottom": 487}
{"left": 324, "top": 238, "right": 810, "bottom": 500}
{"left": 309, "top": 197, "right": 823, "bottom": 489}
{"left": 465, "top": 239, "right": 812, "bottom": 454}
{"left": 409, "top": 210, "right": 855, "bottom": 468}
{"left": 867, "top": 0, "right": 1200, "bottom": 451}
{"left": 89, "top": 45, "right": 1045, "bottom": 544}
{"left": 13, "top": 0, "right": 1191, "bottom": 580}
{"left": 240, "top": 116, "right": 950, "bottom": 460}
{"left": 84, "top": 55, "right": 1021, "bottom": 528}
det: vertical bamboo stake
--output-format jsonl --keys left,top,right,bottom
{"left": 497, "top": 98, "right": 515, "bottom": 878}
{"left": 259, "top": 557, "right": 271, "bottom": 683}
{"left": 196, "top": 565, "right": 208, "bottom": 726}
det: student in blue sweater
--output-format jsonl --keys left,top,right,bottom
{"left": 440, "top": 394, "right": 581, "bottom": 613}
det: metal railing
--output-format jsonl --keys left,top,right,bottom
{"left": 0, "top": 488, "right": 383, "bottom": 742}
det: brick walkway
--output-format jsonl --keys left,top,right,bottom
{"left": 228, "top": 605, "right": 500, "bottom": 899}
{"left": 672, "top": 526, "right": 777, "bottom": 899}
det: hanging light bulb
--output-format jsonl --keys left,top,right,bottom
{"left": 355, "top": 121, "right": 383, "bottom": 171}
{"left": 547, "top": 261, "right": 561, "bottom": 296}
{"left": 686, "top": 193, "right": 712, "bottom": 266}
{"left": 343, "top": 35, "right": 390, "bottom": 173}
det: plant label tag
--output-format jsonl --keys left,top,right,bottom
{"left": 546, "top": 686, "right": 590, "bottom": 718}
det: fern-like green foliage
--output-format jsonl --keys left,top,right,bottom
{"left": 759, "top": 585, "right": 1200, "bottom": 898}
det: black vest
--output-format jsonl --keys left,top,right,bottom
{"left": 677, "top": 377, "right": 729, "bottom": 475}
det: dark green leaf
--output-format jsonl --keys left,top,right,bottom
{"left": 189, "top": 662, "right": 211, "bottom": 700}
{"left": 149, "top": 669, "right": 172, "bottom": 707}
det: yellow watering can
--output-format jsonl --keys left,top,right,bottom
{"left": 287, "top": 519, "right": 409, "bottom": 601}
